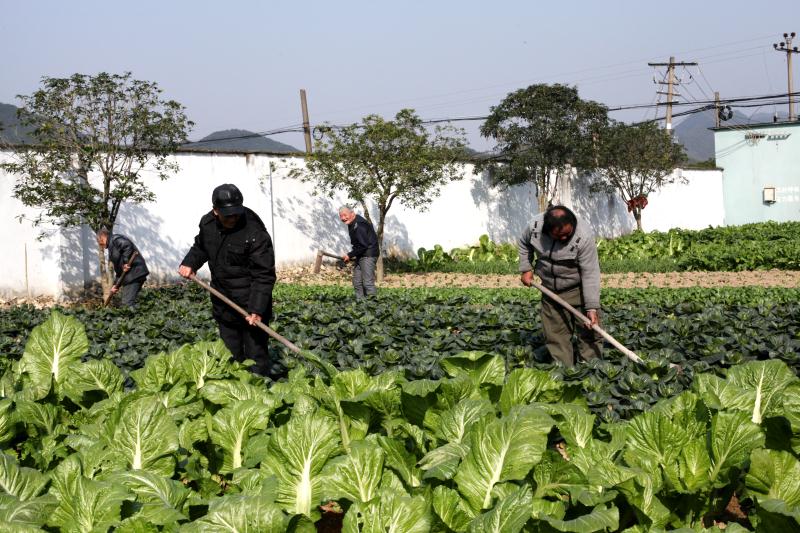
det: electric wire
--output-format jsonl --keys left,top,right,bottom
{"left": 310, "top": 38, "right": 776, "bottom": 124}
{"left": 178, "top": 89, "right": 800, "bottom": 145}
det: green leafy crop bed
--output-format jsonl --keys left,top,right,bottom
{"left": 0, "top": 312, "right": 799, "bottom": 531}
{"left": 1, "top": 285, "right": 799, "bottom": 425}
{"left": 391, "top": 221, "right": 800, "bottom": 273}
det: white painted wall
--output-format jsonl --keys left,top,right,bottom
{"left": 0, "top": 149, "right": 723, "bottom": 298}
{"left": 0, "top": 152, "right": 63, "bottom": 298}
{"left": 565, "top": 168, "right": 725, "bottom": 234}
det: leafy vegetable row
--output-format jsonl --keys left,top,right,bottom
{"left": 392, "top": 221, "right": 800, "bottom": 272}
{"left": 1, "top": 312, "right": 798, "bottom": 531}
{"left": 2, "top": 285, "right": 798, "bottom": 422}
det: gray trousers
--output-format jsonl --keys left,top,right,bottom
{"left": 352, "top": 256, "right": 377, "bottom": 299}
{"left": 120, "top": 279, "right": 145, "bottom": 308}
{"left": 540, "top": 286, "right": 603, "bottom": 366}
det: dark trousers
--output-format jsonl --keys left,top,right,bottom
{"left": 540, "top": 286, "right": 603, "bottom": 367}
{"left": 353, "top": 256, "right": 377, "bottom": 299}
{"left": 120, "top": 279, "right": 145, "bottom": 308}
{"left": 217, "top": 319, "right": 283, "bottom": 379}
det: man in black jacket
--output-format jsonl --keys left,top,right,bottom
{"left": 339, "top": 206, "right": 379, "bottom": 299}
{"left": 97, "top": 229, "right": 149, "bottom": 308}
{"left": 178, "top": 184, "right": 280, "bottom": 378}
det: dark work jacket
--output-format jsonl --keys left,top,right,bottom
{"left": 347, "top": 215, "right": 379, "bottom": 258}
{"left": 181, "top": 208, "right": 276, "bottom": 324}
{"left": 108, "top": 234, "right": 149, "bottom": 285}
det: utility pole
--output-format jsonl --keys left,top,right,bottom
{"left": 773, "top": 32, "right": 798, "bottom": 121}
{"left": 714, "top": 92, "right": 720, "bottom": 128}
{"left": 648, "top": 57, "right": 698, "bottom": 133}
{"left": 300, "top": 89, "right": 312, "bottom": 154}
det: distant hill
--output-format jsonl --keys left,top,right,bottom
{"left": 1, "top": 106, "right": 302, "bottom": 153}
{"left": 674, "top": 109, "right": 789, "bottom": 162}
{"left": 0, "top": 102, "right": 35, "bottom": 144}
{"left": 182, "top": 129, "right": 300, "bottom": 153}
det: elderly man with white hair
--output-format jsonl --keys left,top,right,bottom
{"left": 338, "top": 206, "right": 379, "bottom": 299}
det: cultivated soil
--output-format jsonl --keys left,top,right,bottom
{"left": 282, "top": 264, "right": 800, "bottom": 289}
{"left": 2, "top": 267, "right": 798, "bottom": 309}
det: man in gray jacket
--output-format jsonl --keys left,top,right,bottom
{"left": 518, "top": 205, "right": 603, "bottom": 366}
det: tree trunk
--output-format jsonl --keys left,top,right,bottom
{"left": 536, "top": 169, "right": 551, "bottom": 213}
{"left": 97, "top": 241, "right": 112, "bottom": 300}
{"left": 537, "top": 192, "right": 549, "bottom": 214}
{"left": 634, "top": 208, "right": 643, "bottom": 232}
{"left": 376, "top": 208, "right": 386, "bottom": 283}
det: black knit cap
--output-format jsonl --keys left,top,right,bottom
{"left": 212, "top": 184, "right": 244, "bottom": 216}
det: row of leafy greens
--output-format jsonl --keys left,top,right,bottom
{"left": 2, "top": 285, "right": 798, "bottom": 423}
{"left": 389, "top": 221, "right": 800, "bottom": 273}
{"left": 0, "top": 311, "right": 798, "bottom": 531}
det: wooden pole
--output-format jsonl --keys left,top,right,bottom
{"left": 189, "top": 274, "right": 302, "bottom": 354}
{"left": 665, "top": 56, "right": 675, "bottom": 133}
{"left": 313, "top": 251, "right": 323, "bottom": 274}
{"left": 103, "top": 251, "right": 138, "bottom": 307}
{"left": 300, "top": 89, "right": 312, "bottom": 154}
{"left": 24, "top": 243, "right": 31, "bottom": 300}
{"left": 529, "top": 281, "right": 645, "bottom": 365}
{"left": 648, "top": 57, "right": 696, "bottom": 134}
{"left": 313, "top": 250, "right": 342, "bottom": 274}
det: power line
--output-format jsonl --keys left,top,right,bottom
{"left": 178, "top": 90, "right": 800, "bottom": 146}
{"left": 695, "top": 64, "right": 717, "bottom": 97}
{"left": 648, "top": 57, "right": 698, "bottom": 132}
{"left": 309, "top": 37, "right": 777, "bottom": 124}
{"left": 183, "top": 124, "right": 305, "bottom": 145}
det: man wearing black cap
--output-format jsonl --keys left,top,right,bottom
{"left": 178, "top": 184, "right": 280, "bottom": 379}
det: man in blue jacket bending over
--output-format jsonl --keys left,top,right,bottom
{"left": 339, "top": 206, "right": 379, "bottom": 299}
{"left": 97, "top": 229, "right": 149, "bottom": 308}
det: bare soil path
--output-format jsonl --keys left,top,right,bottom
{"left": 282, "top": 265, "right": 800, "bottom": 289}
{"left": 3, "top": 268, "right": 798, "bottom": 309}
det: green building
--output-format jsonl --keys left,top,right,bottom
{"left": 713, "top": 121, "right": 800, "bottom": 225}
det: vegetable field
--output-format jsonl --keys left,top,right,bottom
{"left": 0, "top": 284, "right": 799, "bottom": 531}
{"left": 396, "top": 221, "right": 800, "bottom": 274}
{"left": 2, "top": 285, "right": 799, "bottom": 422}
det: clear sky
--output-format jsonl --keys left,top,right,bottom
{"left": 2, "top": 0, "right": 797, "bottom": 150}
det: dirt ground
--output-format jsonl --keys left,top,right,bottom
{"left": 2, "top": 267, "right": 798, "bottom": 308}
{"left": 282, "top": 264, "right": 800, "bottom": 289}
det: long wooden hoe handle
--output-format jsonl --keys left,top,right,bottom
{"left": 313, "top": 250, "right": 343, "bottom": 273}
{"left": 189, "top": 274, "right": 303, "bottom": 355}
{"left": 103, "top": 251, "right": 139, "bottom": 307}
{"left": 318, "top": 250, "right": 342, "bottom": 260}
{"left": 529, "top": 281, "right": 645, "bottom": 366}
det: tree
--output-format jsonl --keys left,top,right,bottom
{"left": 478, "top": 84, "right": 608, "bottom": 212}
{"left": 1, "top": 72, "right": 193, "bottom": 292}
{"left": 293, "top": 109, "right": 466, "bottom": 279}
{"left": 593, "top": 121, "right": 687, "bottom": 231}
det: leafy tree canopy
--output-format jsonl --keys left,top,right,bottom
{"left": 478, "top": 84, "right": 608, "bottom": 211}
{"left": 593, "top": 121, "right": 687, "bottom": 231}
{"left": 2, "top": 72, "right": 193, "bottom": 233}
{"left": 293, "top": 109, "right": 467, "bottom": 275}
